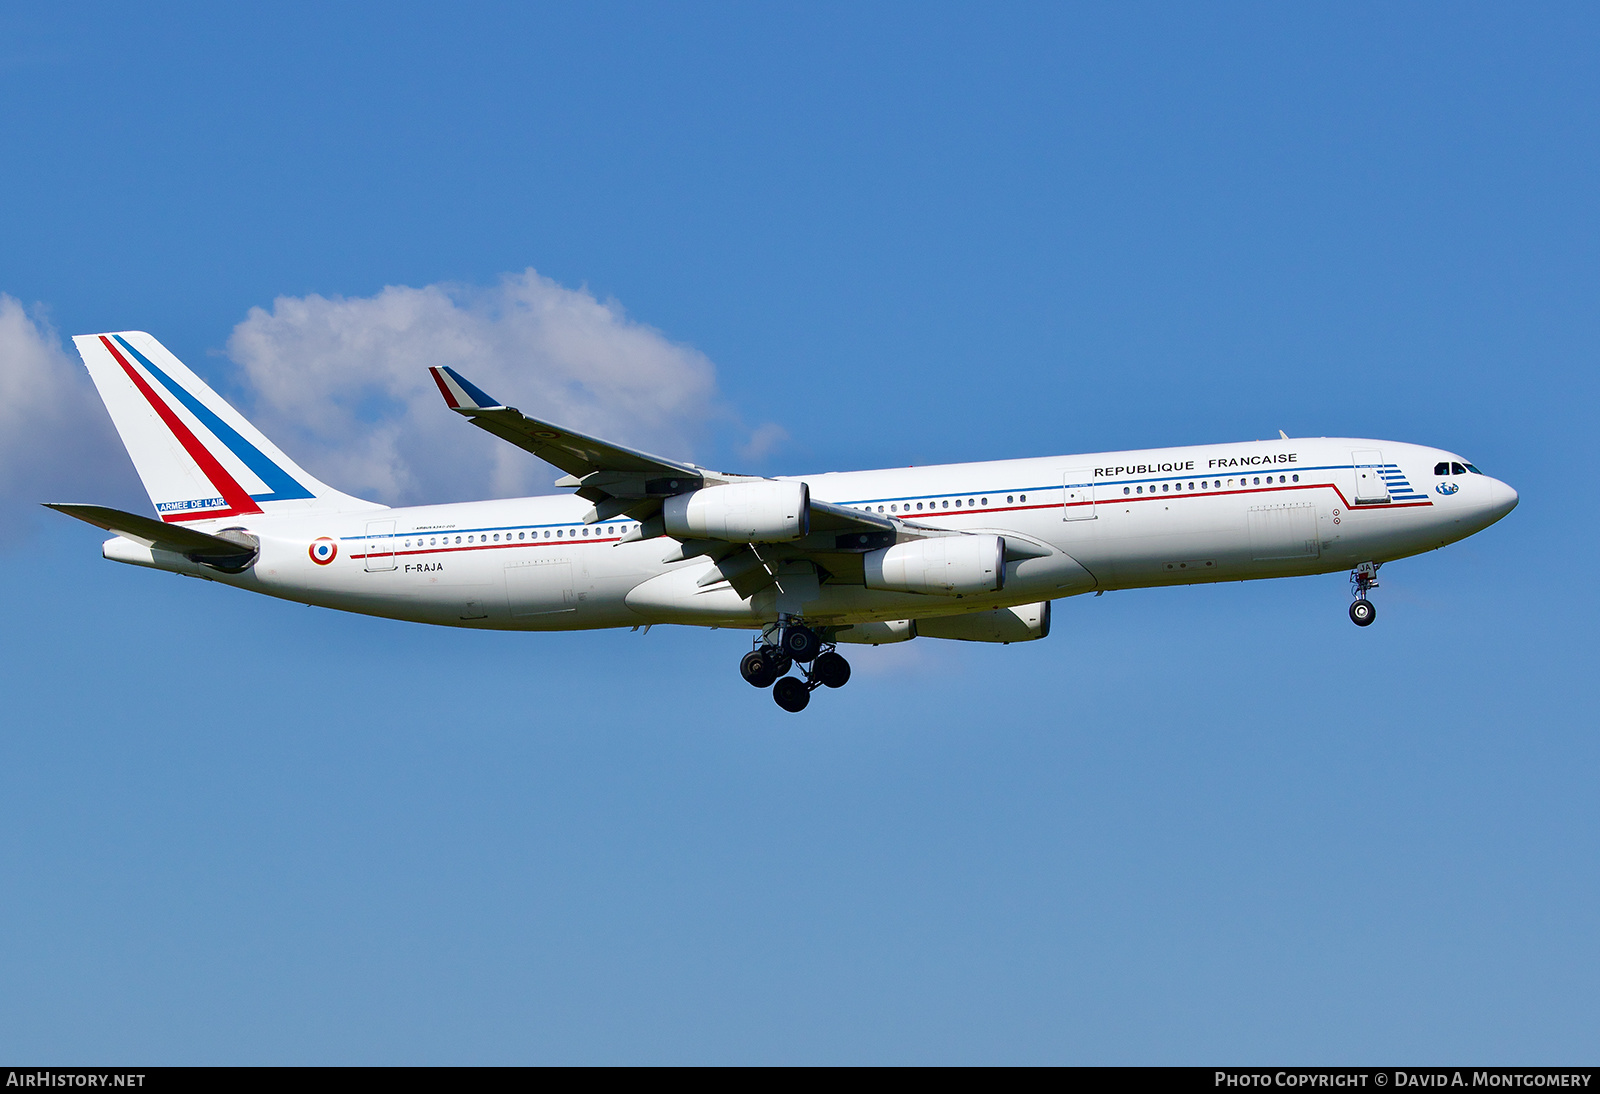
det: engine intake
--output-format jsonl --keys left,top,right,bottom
{"left": 863, "top": 535, "right": 1005, "bottom": 595}
{"left": 662, "top": 481, "right": 810, "bottom": 543}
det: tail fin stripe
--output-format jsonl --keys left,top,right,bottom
{"left": 431, "top": 366, "right": 503, "bottom": 410}
{"left": 430, "top": 366, "right": 462, "bottom": 409}
{"left": 99, "top": 335, "right": 263, "bottom": 521}
{"left": 111, "top": 335, "right": 314, "bottom": 503}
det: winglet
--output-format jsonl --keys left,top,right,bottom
{"left": 429, "top": 366, "right": 504, "bottom": 411}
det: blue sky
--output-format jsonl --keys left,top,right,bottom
{"left": 1, "top": 2, "right": 1595, "bottom": 1063}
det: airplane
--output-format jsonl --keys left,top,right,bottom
{"left": 48, "top": 331, "right": 1519, "bottom": 713}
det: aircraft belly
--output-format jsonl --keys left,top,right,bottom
{"left": 624, "top": 564, "right": 757, "bottom": 624}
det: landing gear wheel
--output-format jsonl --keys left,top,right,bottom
{"left": 1349, "top": 599, "right": 1376, "bottom": 627}
{"left": 812, "top": 651, "right": 851, "bottom": 689}
{"left": 782, "top": 626, "right": 823, "bottom": 663}
{"left": 765, "top": 650, "right": 793, "bottom": 677}
{"left": 773, "top": 676, "right": 811, "bottom": 712}
{"left": 740, "top": 650, "right": 778, "bottom": 688}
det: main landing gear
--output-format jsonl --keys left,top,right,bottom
{"left": 1348, "top": 562, "right": 1380, "bottom": 627}
{"left": 740, "top": 619, "right": 852, "bottom": 713}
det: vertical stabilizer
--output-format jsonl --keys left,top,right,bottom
{"left": 72, "top": 331, "right": 378, "bottom": 522}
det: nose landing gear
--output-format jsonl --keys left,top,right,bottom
{"left": 1349, "top": 562, "right": 1379, "bottom": 627}
{"left": 741, "top": 620, "right": 851, "bottom": 712}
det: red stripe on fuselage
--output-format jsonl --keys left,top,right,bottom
{"left": 891, "top": 480, "right": 1428, "bottom": 519}
{"left": 99, "top": 335, "right": 262, "bottom": 522}
{"left": 353, "top": 481, "right": 1427, "bottom": 559}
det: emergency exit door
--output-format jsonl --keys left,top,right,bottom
{"left": 1352, "top": 451, "right": 1390, "bottom": 504}
{"left": 363, "top": 519, "right": 397, "bottom": 571}
{"left": 1063, "top": 470, "right": 1096, "bottom": 521}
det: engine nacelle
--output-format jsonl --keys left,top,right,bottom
{"left": 863, "top": 535, "right": 1005, "bottom": 595}
{"left": 662, "top": 480, "right": 810, "bottom": 543}
{"left": 917, "top": 602, "right": 1050, "bottom": 643}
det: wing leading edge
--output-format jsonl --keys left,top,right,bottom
{"left": 428, "top": 366, "right": 990, "bottom": 597}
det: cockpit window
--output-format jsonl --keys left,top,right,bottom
{"left": 1465, "top": 463, "right": 1483, "bottom": 474}
{"left": 1434, "top": 462, "right": 1450, "bottom": 475}
{"left": 1451, "top": 462, "right": 1466, "bottom": 475}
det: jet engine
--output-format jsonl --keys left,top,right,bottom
{"left": 863, "top": 535, "right": 1005, "bottom": 595}
{"left": 662, "top": 480, "right": 810, "bottom": 543}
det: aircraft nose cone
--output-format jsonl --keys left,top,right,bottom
{"left": 1489, "top": 478, "right": 1519, "bottom": 521}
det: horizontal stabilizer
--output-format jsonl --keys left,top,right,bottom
{"left": 44, "top": 503, "right": 258, "bottom": 572}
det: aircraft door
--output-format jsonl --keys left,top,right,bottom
{"left": 1352, "top": 450, "right": 1390, "bottom": 504}
{"left": 505, "top": 558, "right": 575, "bottom": 616}
{"left": 1063, "top": 469, "right": 1096, "bottom": 521}
{"left": 363, "top": 519, "right": 397, "bottom": 571}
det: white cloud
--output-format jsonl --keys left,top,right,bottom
{"left": 0, "top": 295, "right": 127, "bottom": 518}
{"left": 739, "top": 421, "right": 791, "bottom": 462}
{"left": 226, "top": 269, "right": 733, "bottom": 505}
{"left": 0, "top": 270, "right": 784, "bottom": 531}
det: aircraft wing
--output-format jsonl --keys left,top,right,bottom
{"left": 428, "top": 368, "right": 979, "bottom": 592}
{"left": 429, "top": 366, "right": 703, "bottom": 489}
{"left": 430, "top": 366, "right": 897, "bottom": 537}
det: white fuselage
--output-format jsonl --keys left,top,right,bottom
{"left": 102, "top": 437, "right": 1518, "bottom": 632}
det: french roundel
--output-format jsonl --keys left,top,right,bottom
{"left": 308, "top": 537, "right": 338, "bottom": 565}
